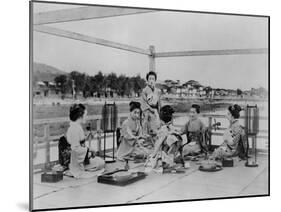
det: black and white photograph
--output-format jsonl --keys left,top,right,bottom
{"left": 30, "top": 1, "right": 269, "bottom": 211}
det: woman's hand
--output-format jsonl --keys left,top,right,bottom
{"left": 89, "top": 150, "right": 95, "bottom": 158}
{"left": 85, "top": 131, "right": 93, "bottom": 140}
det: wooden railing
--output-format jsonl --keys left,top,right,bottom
{"left": 33, "top": 114, "right": 129, "bottom": 171}
{"left": 32, "top": 113, "right": 268, "bottom": 172}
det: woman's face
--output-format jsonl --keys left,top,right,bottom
{"left": 131, "top": 108, "right": 141, "bottom": 120}
{"left": 226, "top": 110, "right": 233, "bottom": 122}
{"left": 148, "top": 75, "right": 156, "bottom": 87}
{"left": 81, "top": 109, "right": 88, "bottom": 124}
{"left": 189, "top": 108, "right": 198, "bottom": 120}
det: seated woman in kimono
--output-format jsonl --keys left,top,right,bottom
{"left": 211, "top": 104, "right": 248, "bottom": 160}
{"left": 116, "top": 101, "right": 151, "bottom": 161}
{"left": 66, "top": 104, "right": 105, "bottom": 179}
{"left": 181, "top": 104, "right": 207, "bottom": 157}
{"left": 146, "top": 105, "right": 184, "bottom": 170}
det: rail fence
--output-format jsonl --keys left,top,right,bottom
{"left": 32, "top": 113, "right": 268, "bottom": 172}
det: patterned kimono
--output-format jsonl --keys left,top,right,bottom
{"left": 58, "top": 136, "right": 71, "bottom": 170}
{"left": 141, "top": 85, "right": 161, "bottom": 136}
{"left": 147, "top": 122, "right": 183, "bottom": 169}
{"left": 116, "top": 116, "right": 151, "bottom": 160}
{"left": 181, "top": 118, "right": 206, "bottom": 156}
{"left": 212, "top": 119, "right": 248, "bottom": 159}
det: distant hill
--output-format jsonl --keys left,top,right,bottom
{"left": 33, "top": 63, "right": 67, "bottom": 83}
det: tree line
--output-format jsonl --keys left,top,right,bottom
{"left": 54, "top": 71, "right": 146, "bottom": 98}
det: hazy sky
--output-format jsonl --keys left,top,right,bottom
{"left": 33, "top": 2, "right": 268, "bottom": 90}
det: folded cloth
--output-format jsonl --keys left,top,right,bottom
{"left": 166, "top": 134, "right": 179, "bottom": 147}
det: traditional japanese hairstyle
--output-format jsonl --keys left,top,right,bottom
{"left": 129, "top": 101, "right": 141, "bottom": 112}
{"left": 228, "top": 104, "right": 242, "bottom": 119}
{"left": 69, "top": 103, "right": 86, "bottom": 121}
{"left": 191, "top": 104, "right": 200, "bottom": 114}
{"left": 146, "top": 71, "right": 157, "bottom": 81}
{"left": 160, "top": 105, "right": 175, "bottom": 123}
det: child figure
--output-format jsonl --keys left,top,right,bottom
{"left": 141, "top": 71, "right": 161, "bottom": 136}
{"left": 181, "top": 104, "right": 207, "bottom": 157}
{"left": 116, "top": 101, "right": 151, "bottom": 161}
{"left": 66, "top": 104, "right": 105, "bottom": 179}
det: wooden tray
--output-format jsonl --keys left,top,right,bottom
{"left": 199, "top": 165, "right": 222, "bottom": 172}
{"left": 41, "top": 171, "right": 63, "bottom": 183}
{"left": 97, "top": 169, "right": 146, "bottom": 186}
{"left": 222, "top": 158, "right": 234, "bottom": 167}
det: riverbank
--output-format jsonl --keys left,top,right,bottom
{"left": 33, "top": 97, "right": 268, "bottom": 138}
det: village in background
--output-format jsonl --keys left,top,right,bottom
{"left": 33, "top": 62, "right": 268, "bottom": 104}
{"left": 30, "top": 3, "right": 269, "bottom": 210}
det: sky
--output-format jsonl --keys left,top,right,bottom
{"left": 33, "top": 2, "right": 268, "bottom": 90}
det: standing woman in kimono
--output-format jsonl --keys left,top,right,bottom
{"left": 116, "top": 101, "right": 150, "bottom": 161}
{"left": 141, "top": 71, "right": 161, "bottom": 136}
{"left": 212, "top": 104, "right": 248, "bottom": 160}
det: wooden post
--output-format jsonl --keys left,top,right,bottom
{"left": 96, "top": 119, "right": 101, "bottom": 130}
{"left": 43, "top": 124, "right": 50, "bottom": 171}
{"left": 254, "top": 136, "right": 257, "bottom": 162}
{"left": 117, "top": 117, "right": 121, "bottom": 128}
{"left": 149, "top": 45, "right": 155, "bottom": 72}
{"left": 113, "top": 131, "right": 115, "bottom": 159}
{"left": 96, "top": 119, "right": 101, "bottom": 153}
{"left": 208, "top": 117, "right": 212, "bottom": 147}
{"left": 96, "top": 130, "right": 102, "bottom": 154}
{"left": 72, "top": 79, "right": 75, "bottom": 100}
{"left": 33, "top": 137, "right": 39, "bottom": 159}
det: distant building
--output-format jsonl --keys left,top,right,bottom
{"left": 159, "top": 79, "right": 210, "bottom": 97}
{"left": 250, "top": 87, "right": 268, "bottom": 98}
{"left": 157, "top": 78, "right": 265, "bottom": 99}
{"left": 33, "top": 81, "right": 58, "bottom": 97}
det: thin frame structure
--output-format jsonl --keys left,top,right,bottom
{"left": 30, "top": 1, "right": 270, "bottom": 211}
{"left": 34, "top": 25, "right": 151, "bottom": 55}
{"left": 34, "top": 6, "right": 155, "bottom": 25}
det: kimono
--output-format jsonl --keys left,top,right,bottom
{"left": 181, "top": 118, "right": 206, "bottom": 156}
{"left": 116, "top": 116, "right": 151, "bottom": 160}
{"left": 58, "top": 136, "right": 71, "bottom": 170}
{"left": 66, "top": 121, "right": 105, "bottom": 179}
{"left": 212, "top": 119, "right": 248, "bottom": 159}
{"left": 141, "top": 85, "right": 161, "bottom": 136}
{"left": 147, "top": 122, "right": 183, "bottom": 169}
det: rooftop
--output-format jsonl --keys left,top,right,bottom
{"left": 32, "top": 154, "right": 268, "bottom": 210}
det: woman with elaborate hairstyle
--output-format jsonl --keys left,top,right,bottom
{"left": 211, "top": 104, "right": 248, "bottom": 160}
{"left": 66, "top": 104, "right": 105, "bottom": 178}
{"left": 181, "top": 104, "right": 207, "bottom": 157}
{"left": 116, "top": 101, "right": 151, "bottom": 161}
{"left": 141, "top": 71, "right": 161, "bottom": 136}
{"left": 147, "top": 105, "right": 184, "bottom": 170}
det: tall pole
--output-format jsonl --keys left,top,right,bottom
{"left": 72, "top": 79, "right": 75, "bottom": 100}
{"left": 149, "top": 45, "right": 155, "bottom": 72}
